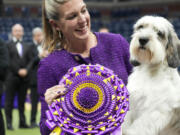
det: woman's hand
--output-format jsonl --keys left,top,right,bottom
{"left": 44, "top": 84, "right": 67, "bottom": 105}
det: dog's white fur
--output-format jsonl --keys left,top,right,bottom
{"left": 123, "top": 16, "right": 180, "bottom": 135}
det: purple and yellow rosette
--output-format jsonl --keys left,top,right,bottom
{"left": 45, "top": 64, "right": 129, "bottom": 135}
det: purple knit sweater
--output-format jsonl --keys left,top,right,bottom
{"left": 38, "top": 32, "right": 132, "bottom": 135}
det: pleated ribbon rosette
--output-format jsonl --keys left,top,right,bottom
{"left": 45, "top": 64, "right": 129, "bottom": 135}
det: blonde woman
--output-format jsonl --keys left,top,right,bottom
{"left": 38, "top": 0, "right": 132, "bottom": 134}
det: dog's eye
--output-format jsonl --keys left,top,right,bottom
{"left": 137, "top": 25, "right": 143, "bottom": 30}
{"left": 157, "top": 31, "right": 165, "bottom": 38}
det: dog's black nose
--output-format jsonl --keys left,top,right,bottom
{"left": 139, "top": 38, "right": 149, "bottom": 46}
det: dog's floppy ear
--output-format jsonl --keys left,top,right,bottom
{"left": 166, "top": 31, "right": 180, "bottom": 68}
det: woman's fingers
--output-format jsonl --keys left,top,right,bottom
{"left": 54, "top": 85, "right": 67, "bottom": 95}
{"left": 44, "top": 84, "right": 67, "bottom": 105}
{"left": 57, "top": 87, "right": 67, "bottom": 95}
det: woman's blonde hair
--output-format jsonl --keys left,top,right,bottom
{"left": 42, "top": 0, "right": 69, "bottom": 53}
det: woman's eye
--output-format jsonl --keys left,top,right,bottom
{"left": 67, "top": 14, "right": 76, "bottom": 20}
{"left": 82, "top": 8, "right": 87, "bottom": 13}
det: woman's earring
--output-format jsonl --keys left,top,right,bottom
{"left": 59, "top": 31, "right": 63, "bottom": 39}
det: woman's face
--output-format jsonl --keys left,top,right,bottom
{"left": 56, "top": 0, "right": 91, "bottom": 41}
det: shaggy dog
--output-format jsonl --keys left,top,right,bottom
{"left": 123, "top": 16, "right": 180, "bottom": 135}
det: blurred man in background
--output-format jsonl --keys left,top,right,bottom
{"left": 5, "top": 24, "right": 32, "bottom": 130}
{"left": 0, "top": 38, "right": 9, "bottom": 135}
{"left": 29, "top": 27, "right": 48, "bottom": 128}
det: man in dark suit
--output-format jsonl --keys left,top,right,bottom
{"left": 5, "top": 24, "right": 32, "bottom": 130}
{"left": 29, "top": 27, "right": 48, "bottom": 128}
{"left": 0, "top": 38, "right": 9, "bottom": 135}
